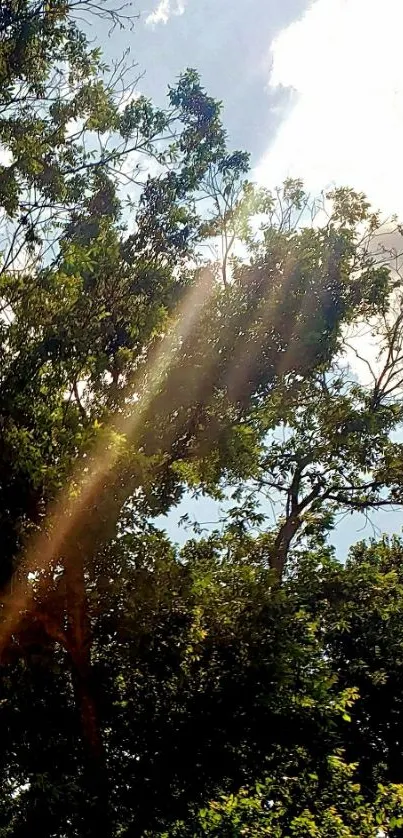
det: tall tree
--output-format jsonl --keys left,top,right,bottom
{"left": 2, "top": 3, "right": 403, "bottom": 836}
{"left": 206, "top": 188, "right": 403, "bottom": 578}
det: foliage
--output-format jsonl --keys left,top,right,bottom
{"left": 1, "top": 1, "right": 403, "bottom": 837}
{"left": 156, "top": 754, "right": 403, "bottom": 838}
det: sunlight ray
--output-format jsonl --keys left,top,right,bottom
{"left": 0, "top": 269, "right": 214, "bottom": 654}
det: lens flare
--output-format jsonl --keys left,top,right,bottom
{"left": 0, "top": 268, "right": 214, "bottom": 655}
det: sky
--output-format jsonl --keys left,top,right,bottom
{"left": 101, "top": 0, "right": 403, "bottom": 218}
{"left": 97, "top": 0, "right": 403, "bottom": 555}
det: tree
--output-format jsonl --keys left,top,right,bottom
{"left": 2, "top": 3, "right": 403, "bottom": 835}
{"left": 114, "top": 532, "right": 403, "bottom": 838}
{"left": 155, "top": 754, "right": 403, "bottom": 838}
{"left": 2, "top": 169, "right": 390, "bottom": 828}
{"left": 306, "top": 536, "right": 403, "bottom": 792}
{"left": 0, "top": 3, "right": 246, "bottom": 832}
{"left": 206, "top": 189, "right": 403, "bottom": 578}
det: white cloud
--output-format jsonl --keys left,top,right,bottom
{"left": 145, "top": 0, "right": 186, "bottom": 27}
{"left": 256, "top": 0, "right": 403, "bottom": 218}
{"left": 0, "top": 144, "right": 13, "bottom": 167}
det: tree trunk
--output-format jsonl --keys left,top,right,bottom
{"left": 65, "top": 552, "right": 111, "bottom": 837}
{"left": 272, "top": 515, "right": 301, "bottom": 579}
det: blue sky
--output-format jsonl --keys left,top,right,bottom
{"left": 99, "top": 0, "right": 403, "bottom": 216}
{"left": 98, "top": 0, "right": 403, "bottom": 556}
{"left": 98, "top": 0, "right": 308, "bottom": 166}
